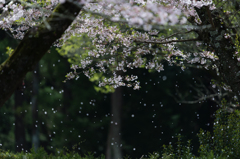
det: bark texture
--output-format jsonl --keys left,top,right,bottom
{"left": 195, "top": 6, "right": 240, "bottom": 101}
{"left": 0, "top": 1, "right": 82, "bottom": 107}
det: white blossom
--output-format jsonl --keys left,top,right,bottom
{"left": 0, "top": 0, "right": 219, "bottom": 89}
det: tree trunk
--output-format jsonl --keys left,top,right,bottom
{"left": 32, "top": 64, "right": 39, "bottom": 152}
{"left": 0, "top": 1, "right": 82, "bottom": 107}
{"left": 14, "top": 89, "right": 26, "bottom": 152}
{"left": 106, "top": 87, "right": 123, "bottom": 159}
{"left": 195, "top": 6, "right": 240, "bottom": 101}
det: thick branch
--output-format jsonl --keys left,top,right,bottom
{"left": 196, "top": 6, "right": 240, "bottom": 101}
{"left": 0, "top": 1, "right": 82, "bottom": 107}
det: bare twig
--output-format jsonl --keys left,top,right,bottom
{"left": 173, "top": 79, "right": 230, "bottom": 105}
{"left": 178, "top": 93, "right": 228, "bottom": 104}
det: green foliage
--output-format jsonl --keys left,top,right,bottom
{"left": 161, "top": 107, "right": 240, "bottom": 158}
{"left": 57, "top": 34, "right": 95, "bottom": 65}
{"left": 57, "top": 34, "right": 115, "bottom": 93}
{"left": 0, "top": 147, "right": 105, "bottom": 159}
{"left": 198, "top": 108, "right": 240, "bottom": 158}
{"left": 5, "top": 47, "right": 14, "bottom": 56}
{"left": 89, "top": 73, "right": 115, "bottom": 93}
{"left": 162, "top": 134, "right": 193, "bottom": 159}
{"left": 148, "top": 152, "right": 160, "bottom": 159}
{"left": 2, "top": 105, "right": 240, "bottom": 159}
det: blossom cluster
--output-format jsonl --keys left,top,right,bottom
{"left": 0, "top": 0, "right": 217, "bottom": 89}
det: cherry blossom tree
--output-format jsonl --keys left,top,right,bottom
{"left": 0, "top": 0, "right": 240, "bottom": 107}
{"left": 1, "top": 1, "right": 240, "bottom": 158}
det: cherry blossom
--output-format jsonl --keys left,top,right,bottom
{"left": 0, "top": 0, "right": 234, "bottom": 91}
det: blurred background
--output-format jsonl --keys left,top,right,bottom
{"left": 0, "top": 29, "right": 219, "bottom": 158}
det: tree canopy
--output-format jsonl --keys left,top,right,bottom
{"left": 1, "top": 0, "right": 240, "bottom": 106}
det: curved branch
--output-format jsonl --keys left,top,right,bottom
{"left": 0, "top": 1, "right": 83, "bottom": 107}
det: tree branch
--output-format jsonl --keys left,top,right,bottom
{"left": 196, "top": 6, "right": 240, "bottom": 102}
{"left": 0, "top": 0, "right": 83, "bottom": 107}
{"left": 134, "top": 38, "right": 200, "bottom": 44}
{"left": 160, "top": 30, "right": 197, "bottom": 40}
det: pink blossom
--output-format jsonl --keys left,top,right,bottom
{"left": 0, "top": 0, "right": 220, "bottom": 89}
